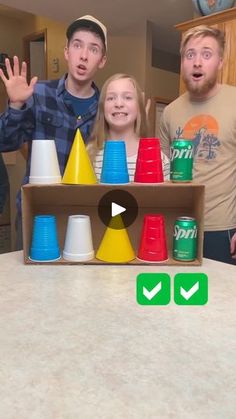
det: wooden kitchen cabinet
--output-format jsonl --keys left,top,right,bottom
{"left": 175, "top": 7, "right": 236, "bottom": 94}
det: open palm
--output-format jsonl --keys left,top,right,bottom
{"left": 0, "top": 56, "right": 38, "bottom": 105}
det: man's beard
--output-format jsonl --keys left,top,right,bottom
{"left": 183, "top": 73, "right": 218, "bottom": 97}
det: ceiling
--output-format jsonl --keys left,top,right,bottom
{"left": 0, "top": 0, "right": 195, "bottom": 54}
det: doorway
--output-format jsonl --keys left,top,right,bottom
{"left": 23, "top": 29, "right": 47, "bottom": 81}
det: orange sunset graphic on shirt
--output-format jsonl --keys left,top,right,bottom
{"left": 175, "top": 115, "right": 221, "bottom": 161}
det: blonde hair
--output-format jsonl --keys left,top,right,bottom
{"left": 87, "top": 73, "right": 148, "bottom": 160}
{"left": 180, "top": 25, "right": 225, "bottom": 58}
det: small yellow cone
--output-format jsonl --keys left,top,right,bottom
{"left": 96, "top": 215, "right": 136, "bottom": 263}
{"left": 62, "top": 129, "right": 97, "bottom": 184}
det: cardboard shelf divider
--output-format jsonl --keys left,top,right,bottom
{"left": 22, "top": 183, "right": 205, "bottom": 266}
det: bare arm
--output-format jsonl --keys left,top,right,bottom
{"left": 0, "top": 56, "right": 38, "bottom": 109}
{"left": 158, "top": 108, "right": 171, "bottom": 158}
{"left": 230, "top": 232, "right": 236, "bottom": 259}
{"left": 20, "top": 142, "right": 29, "bottom": 160}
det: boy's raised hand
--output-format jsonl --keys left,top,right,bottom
{"left": 0, "top": 56, "right": 38, "bottom": 109}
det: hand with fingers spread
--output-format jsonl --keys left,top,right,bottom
{"left": 0, "top": 56, "right": 38, "bottom": 109}
{"left": 141, "top": 92, "right": 151, "bottom": 117}
{"left": 145, "top": 98, "right": 151, "bottom": 117}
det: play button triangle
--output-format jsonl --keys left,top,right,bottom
{"left": 111, "top": 202, "right": 126, "bottom": 217}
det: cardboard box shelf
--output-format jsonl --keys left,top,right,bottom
{"left": 22, "top": 182, "right": 205, "bottom": 266}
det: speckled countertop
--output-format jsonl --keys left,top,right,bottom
{"left": 0, "top": 251, "right": 235, "bottom": 419}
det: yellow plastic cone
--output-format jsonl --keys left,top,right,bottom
{"left": 62, "top": 129, "right": 97, "bottom": 184}
{"left": 96, "top": 215, "right": 136, "bottom": 263}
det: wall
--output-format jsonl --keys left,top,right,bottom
{"left": 30, "top": 41, "right": 45, "bottom": 80}
{"left": 94, "top": 31, "right": 147, "bottom": 90}
{"left": 0, "top": 13, "right": 24, "bottom": 59}
{"left": 152, "top": 48, "right": 180, "bottom": 74}
{"left": 149, "top": 67, "right": 179, "bottom": 99}
{"left": 17, "top": 14, "right": 67, "bottom": 79}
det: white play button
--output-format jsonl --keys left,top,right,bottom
{"left": 111, "top": 202, "right": 126, "bottom": 217}
{"left": 98, "top": 190, "right": 138, "bottom": 229}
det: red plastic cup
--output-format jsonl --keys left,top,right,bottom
{"left": 137, "top": 214, "right": 168, "bottom": 262}
{"left": 137, "top": 138, "right": 162, "bottom": 158}
{"left": 134, "top": 138, "right": 164, "bottom": 183}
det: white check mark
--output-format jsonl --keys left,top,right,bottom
{"left": 180, "top": 282, "right": 199, "bottom": 300}
{"left": 143, "top": 281, "right": 162, "bottom": 300}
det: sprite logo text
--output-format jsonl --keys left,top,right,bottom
{"left": 174, "top": 225, "right": 197, "bottom": 240}
{"left": 170, "top": 146, "right": 193, "bottom": 161}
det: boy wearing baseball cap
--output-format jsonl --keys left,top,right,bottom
{"left": 0, "top": 14, "right": 107, "bottom": 249}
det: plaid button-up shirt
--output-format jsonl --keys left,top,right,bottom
{"left": 0, "top": 74, "right": 100, "bottom": 214}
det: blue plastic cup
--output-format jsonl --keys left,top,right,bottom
{"left": 30, "top": 215, "right": 61, "bottom": 261}
{"left": 100, "top": 140, "right": 129, "bottom": 184}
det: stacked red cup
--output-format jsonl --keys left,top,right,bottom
{"left": 134, "top": 138, "right": 164, "bottom": 183}
{"left": 137, "top": 214, "right": 168, "bottom": 262}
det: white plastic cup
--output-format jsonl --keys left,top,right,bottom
{"left": 63, "top": 215, "right": 94, "bottom": 261}
{"left": 29, "top": 139, "right": 61, "bottom": 184}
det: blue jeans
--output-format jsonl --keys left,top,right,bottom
{"left": 204, "top": 229, "right": 236, "bottom": 265}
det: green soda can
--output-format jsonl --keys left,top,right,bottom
{"left": 170, "top": 139, "right": 193, "bottom": 182}
{"left": 173, "top": 216, "right": 197, "bottom": 261}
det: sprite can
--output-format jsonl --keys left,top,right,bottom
{"left": 173, "top": 217, "right": 197, "bottom": 261}
{"left": 170, "top": 139, "right": 193, "bottom": 182}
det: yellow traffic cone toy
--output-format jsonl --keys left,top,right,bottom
{"left": 96, "top": 215, "right": 136, "bottom": 263}
{"left": 62, "top": 129, "right": 97, "bottom": 184}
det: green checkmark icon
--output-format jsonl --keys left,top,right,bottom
{"left": 174, "top": 273, "right": 208, "bottom": 305}
{"left": 136, "top": 273, "right": 171, "bottom": 305}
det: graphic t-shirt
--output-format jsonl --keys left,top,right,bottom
{"left": 64, "top": 91, "right": 96, "bottom": 119}
{"left": 159, "top": 84, "right": 236, "bottom": 231}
